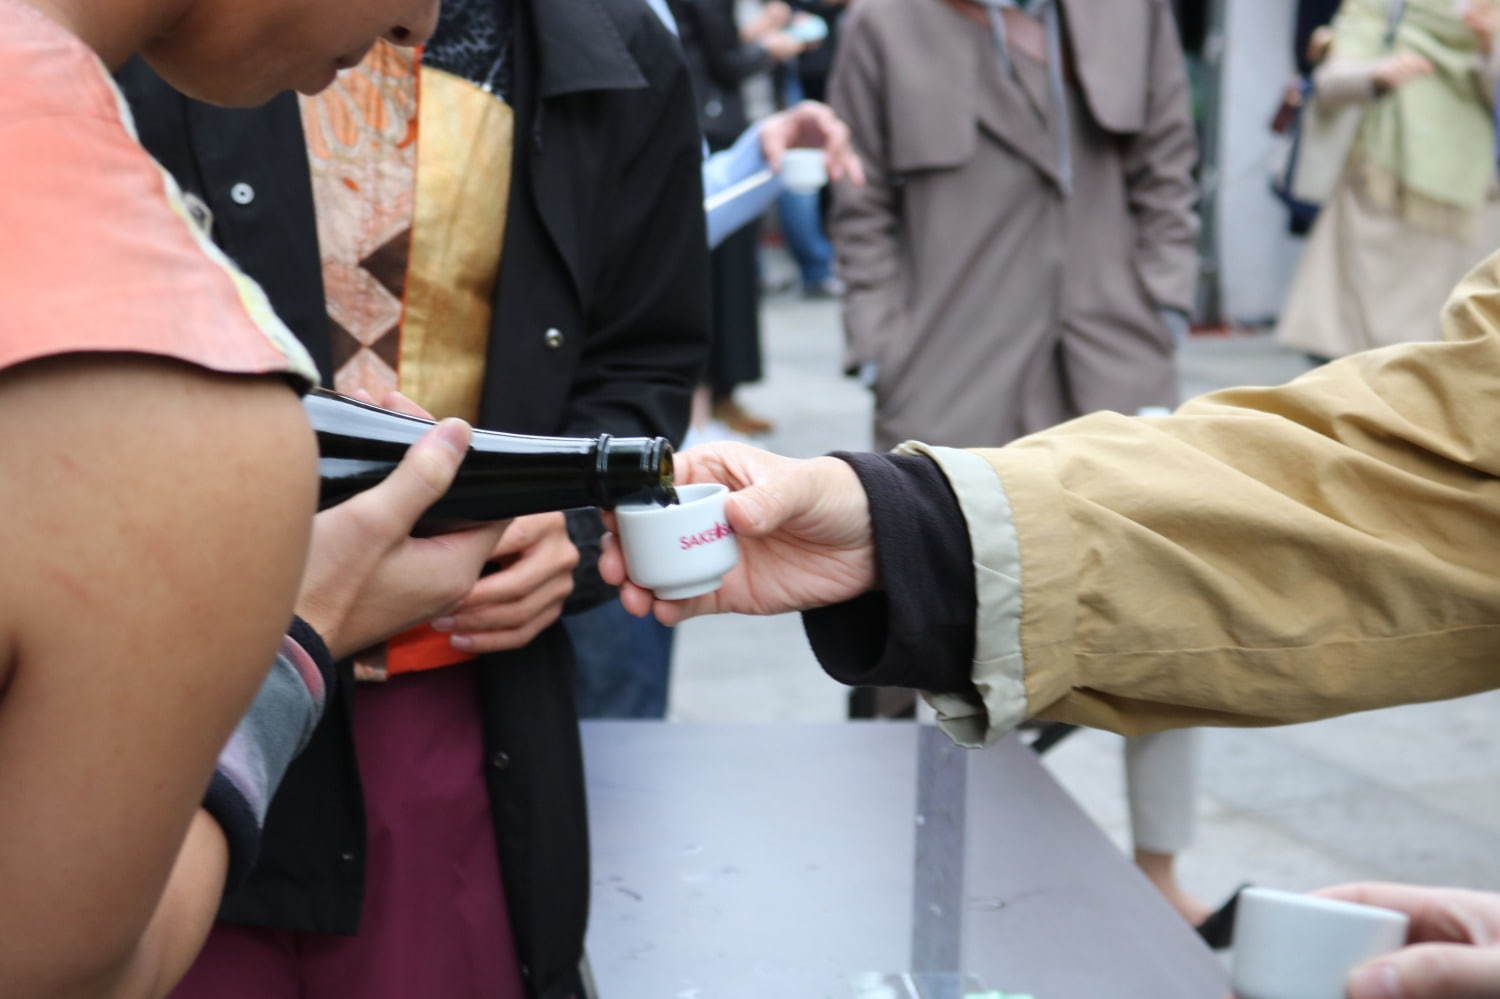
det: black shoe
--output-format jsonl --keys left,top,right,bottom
{"left": 1019, "top": 721, "right": 1079, "bottom": 755}
{"left": 1196, "top": 883, "right": 1250, "bottom": 950}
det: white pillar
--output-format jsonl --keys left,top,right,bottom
{"left": 1214, "top": 0, "right": 1308, "bottom": 324}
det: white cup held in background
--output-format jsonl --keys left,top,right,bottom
{"left": 1232, "top": 887, "right": 1410, "bottom": 999}
{"left": 616, "top": 483, "right": 740, "bottom": 600}
{"left": 780, "top": 148, "right": 828, "bottom": 194}
{"left": 787, "top": 13, "right": 829, "bottom": 45}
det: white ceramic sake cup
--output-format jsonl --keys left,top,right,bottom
{"left": 1232, "top": 887, "right": 1410, "bottom": 999}
{"left": 616, "top": 483, "right": 740, "bottom": 600}
{"left": 780, "top": 148, "right": 829, "bottom": 194}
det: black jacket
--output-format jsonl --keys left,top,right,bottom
{"left": 119, "top": 3, "right": 708, "bottom": 997}
{"left": 668, "top": 0, "right": 773, "bottom": 147}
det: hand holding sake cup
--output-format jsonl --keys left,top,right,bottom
{"left": 602, "top": 441, "right": 879, "bottom": 624}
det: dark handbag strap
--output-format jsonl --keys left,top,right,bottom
{"left": 1383, "top": 0, "right": 1406, "bottom": 49}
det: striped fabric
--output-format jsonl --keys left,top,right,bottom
{"left": 205, "top": 623, "right": 334, "bottom": 887}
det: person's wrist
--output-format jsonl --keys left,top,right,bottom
{"left": 293, "top": 591, "right": 355, "bottom": 662}
{"left": 810, "top": 455, "right": 880, "bottom": 589}
{"left": 807, "top": 451, "right": 977, "bottom": 691}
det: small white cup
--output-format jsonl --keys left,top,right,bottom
{"left": 780, "top": 148, "right": 828, "bottom": 194}
{"left": 1232, "top": 887, "right": 1410, "bottom": 999}
{"left": 616, "top": 483, "right": 740, "bottom": 600}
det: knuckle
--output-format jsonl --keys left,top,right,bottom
{"left": 1405, "top": 950, "right": 1460, "bottom": 994}
{"left": 485, "top": 605, "right": 525, "bottom": 630}
{"left": 409, "top": 450, "right": 452, "bottom": 498}
{"left": 487, "top": 582, "right": 525, "bottom": 607}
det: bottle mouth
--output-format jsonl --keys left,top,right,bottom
{"left": 595, "top": 436, "right": 678, "bottom": 509}
{"left": 656, "top": 441, "right": 679, "bottom": 506}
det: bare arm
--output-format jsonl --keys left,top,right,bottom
{"left": 1313, "top": 53, "right": 1439, "bottom": 106}
{"left": 0, "top": 355, "right": 316, "bottom": 997}
{"left": 1311, "top": 57, "right": 1385, "bottom": 105}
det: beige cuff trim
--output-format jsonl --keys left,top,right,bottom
{"left": 976, "top": 437, "right": 1082, "bottom": 725}
{"left": 895, "top": 442, "right": 1028, "bottom": 747}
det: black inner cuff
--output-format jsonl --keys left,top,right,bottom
{"left": 802, "top": 451, "right": 977, "bottom": 694}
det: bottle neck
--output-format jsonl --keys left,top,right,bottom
{"left": 307, "top": 389, "right": 677, "bottom": 512}
{"left": 594, "top": 434, "right": 677, "bottom": 508}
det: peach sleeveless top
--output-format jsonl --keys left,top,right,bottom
{"left": 0, "top": 0, "right": 317, "bottom": 388}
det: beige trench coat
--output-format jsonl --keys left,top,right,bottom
{"left": 1275, "top": 57, "right": 1500, "bottom": 359}
{"left": 829, "top": 0, "right": 1199, "bottom": 451}
{"left": 914, "top": 250, "right": 1500, "bottom": 747}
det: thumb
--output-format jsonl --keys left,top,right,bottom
{"left": 724, "top": 472, "right": 802, "bottom": 537}
{"left": 1347, "top": 944, "right": 1500, "bottom": 999}
{"left": 366, "top": 418, "right": 471, "bottom": 529}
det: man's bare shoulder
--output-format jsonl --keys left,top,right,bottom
{"left": 0, "top": 355, "right": 314, "bottom": 689}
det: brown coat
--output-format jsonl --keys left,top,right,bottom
{"left": 829, "top": 0, "right": 1199, "bottom": 450}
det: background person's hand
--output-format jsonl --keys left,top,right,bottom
{"left": 743, "top": 0, "right": 793, "bottom": 39}
{"left": 430, "top": 511, "right": 579, "bottom": 653}
{"left": 1373, "top": 52, "right": 1435, "bottom": 92}
{"left": 764, "top": 0, "right": 793, "bottom": 23}
{"left": 1306, "top": 24, "right": 1334, "bottom": 65}
{"left": 295, "top": 391, "right": 509, "bottom": 660}
{"left": 760, "top": 100, "right": 867, "bottom": 186}
{"left": 599, "top": 442, "right": 878, "bottom": 625}
{"left": 1314, "top": 883, "right": 1500, "bottom": 999}
{"left": 760, "top": 31, "right": 806, "bottom": 62}
{"left": 1466, "top": 0, "right": 1500, "bottom": 54}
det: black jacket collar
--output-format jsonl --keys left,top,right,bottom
{"left": 529, "top": 0, "right": 648, "bottom": 97}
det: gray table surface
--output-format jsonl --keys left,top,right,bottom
{"left": 582, "top": 721, "right": 1229, "bottom": 998}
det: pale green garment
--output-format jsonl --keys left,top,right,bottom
{"left": 1333, "top": 0, "right": 1495, "bottom": 232}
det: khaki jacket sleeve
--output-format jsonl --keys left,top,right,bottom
{"left": 925, "top": 253, "right": 1500, "bottom": 744}
{"left": 1120, "top": 2, "right": 1200, "bottom": 315}
{"left": 828, "top": 9, "right": 907, "bottom": 375}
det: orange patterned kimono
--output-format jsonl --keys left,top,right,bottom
{"left": 0, "top": 0, "right": 317, "bottom": 389}
{"left": 300, "top": 42, "right": 516, "bottom": 678}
